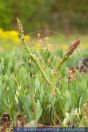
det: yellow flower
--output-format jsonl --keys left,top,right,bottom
{"left": 5, "top": 30, "right": 20, "bottom": 42}
{"left": 0, "top": 28, "right": 4, "bottom": 39}
{"left": 0, "top": 28, "right": 31, "bottom": 43}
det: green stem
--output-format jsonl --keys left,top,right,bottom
{"left": 17, "top": 18, "right": 51, "bottom": 86}
{"left": 56, "top": 54, "right": 69, "bottom": 71}
{"left": 22, "top": 38, "right": 51, "bottom": 86}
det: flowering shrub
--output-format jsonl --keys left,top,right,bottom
{"left": 0, "top": 28, "right": 30, "bottom": 42}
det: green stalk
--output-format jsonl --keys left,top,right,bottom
{"left": 56, "top": 54, "right": 69, "bottom": 70}
{"left": 23, "top": 40, "right": 51, "bottom": 85}
{"left": 17, "top": 18, "right": 51, "bottom": 85}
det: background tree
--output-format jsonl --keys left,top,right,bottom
{"left": 0, "top": 0, "right": 88, "bottom": 33}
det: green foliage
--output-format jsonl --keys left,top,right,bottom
{"left": 0, "top": 0, "right": 88, "bottom": 32}
{"left": 0, "top": 47, "right": 88, "bottom": 127}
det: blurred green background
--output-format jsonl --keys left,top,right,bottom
{"left": 0, "top": 0, "right": 88, "bottom": 34}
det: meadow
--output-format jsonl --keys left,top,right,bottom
{"left": 0, "top": 21, "right": 88, "bottom": 131}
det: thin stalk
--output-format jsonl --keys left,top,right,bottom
{"left": 57, "top": 54, "right": 68, "bottom": 70}
{"left": 23, "top": 40, "right": 51, "bottom": 85}
{"left": 17, "top": 18, "right": 51, "bottom": 85}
